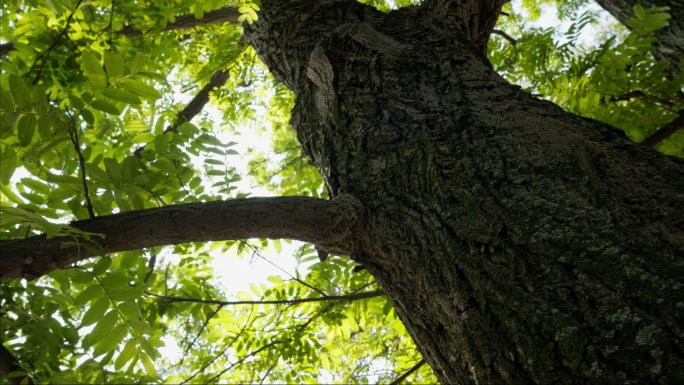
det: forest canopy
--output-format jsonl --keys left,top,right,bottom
{"left": 0, "top": 0, "right": 681, "bottom": 383}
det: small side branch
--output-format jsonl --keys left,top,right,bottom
{"left": 492, "top": 29, "right": 516, "bottom": 45}
{"left": 27, "top": 0, "right": 84, "bottom": 84}
{"left": 387, "top": 359, "right": 426, "bottom": 385}
{"left": 147, "top": 289, "right": 385, "bottom": 307}
{"left": 642, "top": 112, "right": 683, "bottom": 147}
{"left": 120, "top": 7, "right": 240, "bottom": 37}
{"left": 67, "top": 112, "right": 95, "bottom": 219}
{"left": 134, "top": 68, "right": 231, "bottom": 158}
{"left": 0, "top": 195, "right": 363, "bottom": 279}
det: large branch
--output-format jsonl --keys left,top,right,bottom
{"left": 0, "top": 196, "right": 362, "bottom": 280}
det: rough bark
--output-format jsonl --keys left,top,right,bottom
{"left": 0, "top": 196, "right": 361, "bottom": 279}
{"left": 594, "top": 0, "right": 684, "bottom": 72}
{"left": 244, "top": 0, "right": 684, "bottom": 384}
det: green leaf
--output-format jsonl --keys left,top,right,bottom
{"left": 68, "top": 93, "right": 85, "bottom": 110}
{"left": 93, "top": 324, "right": 128, "bottom": 357}
{"left": 74, "top": 284, "right": 103, "bottom": 307}
{"left": 109, "top": 286, "right": 143, "bottom": 301}
{"left": 117, "top": 78, "right": 161, "bottom": 100}
{"left": 633, "top": 4, "right": 646, "bottom": 20}
{"left": 131, "top": 132, "right": 155, "bottom": 144}
{"left": 118, "top": 301, "right": 141, "bottom": 320}
{"left": 90, "top": 99, "right": 120, "bottom": 115}
{"left": 103, "top": 88, "right": 142, "bottom": 105}
{"left": 92, "top": 256, "right": 112, "bottom": 276}
{"left": 20, "top": 178, "right": 50, "bottom": 194}
{"left": 115, "top": 340, "right": 138, "bottom": 370}
{"left": 8, "top": 75, "right": 31, "bottom": 107}
{"left": 80, "top": 108, "right": 95, "bottom": 125}
{"left": 17, "top": 114, "right": 36, "bottom": 146}
{"left": 130, "top": 52, "right": 145, "bottom": 73}
{"left": 0, "top": 147, "right": 17, "bottom": 184}
{"left": 99, "top": 273, "right": 130, "bottom": 290}
{"left": 81, "top": 51, "right": 107, "bottom": 91}
{"left": 140, "top": 352, "right": 156, "bottom": 377}
{"left": 103, "top": 52, "right": 125, "bottom": 80}
{"left": 84, "top": 310, "right": 118, "bottom": 348}
{"left": 104, "top": 158, "right": 122, "bottom": 180}
{"left": 82, "top": 297, "right": 110, "bottom": 326}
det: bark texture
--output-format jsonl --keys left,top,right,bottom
{"left": 0, "top": 196, "right": 361, "bottom": 279}
{"left": 245, "top": 1, "right": 684, "bottom": 383}
{"left": 594, "top": 0, "right": 684, "bottom": 72}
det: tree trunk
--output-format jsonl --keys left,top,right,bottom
{"left": 593, "top": 0, "right": 683, "bottom": 72}
{"left": 245, "top": 1, "right": 684, "bottom": 384}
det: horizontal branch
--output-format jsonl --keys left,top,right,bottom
{"left": 0, "top": 196, "right": 362, "bottom": 280}
{"left": 120, "top": 7, "right": 240, "bottom": 37}
{"left": 0, "top": 7, "right": 241, "bottom": 59}
{"left": 147, "top": 289, "right": 385, "bottom": 306}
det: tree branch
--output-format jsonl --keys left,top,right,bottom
{"left": 387, "top": 359, "right": 426, "bottom": 385}
{"left": 147, "top": 289, "right": 385, "bottom": 307}
{"left": 120, "top": 7, "right": 240, "bottom": 37}
{"left": 492, "top": 29, "right": 516, "bottom": 45}
{"left": 134, "top": 68, "right": 231, "bottom": 158}
{"left": 0, "top": 195, "right": 363, "bottom": 280}
{"left": 1, "top": 7, "right": 240, "bottom": 59}
{"left": 642, "top": 112, "right": 683, "bottom": 147}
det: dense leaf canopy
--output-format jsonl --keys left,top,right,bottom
{"left": 0, "top": 0, "right": 681, "bottom": 383}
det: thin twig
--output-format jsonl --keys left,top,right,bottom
{"left": 67, "top": 111, "right": 95, "bottom": 219}
{"left": 387, "top": 359, "right": 426, "bottom": 385}
{"left": 28, "top": 0, "right": 84, "bottom": 84}
{"left": 492, "top": 29, "right": 516, "bottom": 45}
{"left": 240, "top": 241, "right": 328, "bottom": 297}
{"left": 178, "top": 304, "right": 225, "bottom": 365}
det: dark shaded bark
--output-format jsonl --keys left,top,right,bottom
{"left": 0, "top": 344, "right": 32, "bottom": 385}
{"left": 594, "top": 0, "right": 684, "bottom": 72}
{"left": 0, "top": 43, "right": 12, "bottom": 57}
{"left": 0, "top": 196, "right": 361, "bottom": 279}
{"left": 244, "top": 0, "right": 684, "bottom": 384}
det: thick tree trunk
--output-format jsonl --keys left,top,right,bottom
{"left": 245, "top": 1, "right": 684, "bottom": 384}
{"left": 594, "top": 0, "right": 683, "bottom": 72}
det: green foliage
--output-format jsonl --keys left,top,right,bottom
{"left": 0, "top": 0, "right": 681, "bottom": 384}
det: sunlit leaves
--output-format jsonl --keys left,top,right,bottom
{"left": 81, "top": 51, "right": 108, "bottom": 91}
{"left": 238, "top": 3, "right": 260, "bottom": 25}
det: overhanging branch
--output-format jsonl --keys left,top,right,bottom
{"left": 120, "top": 7, "right": 240, "bottom": 37}
{"left": 0, "top": 196, "right": 362, "bottom": 280}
